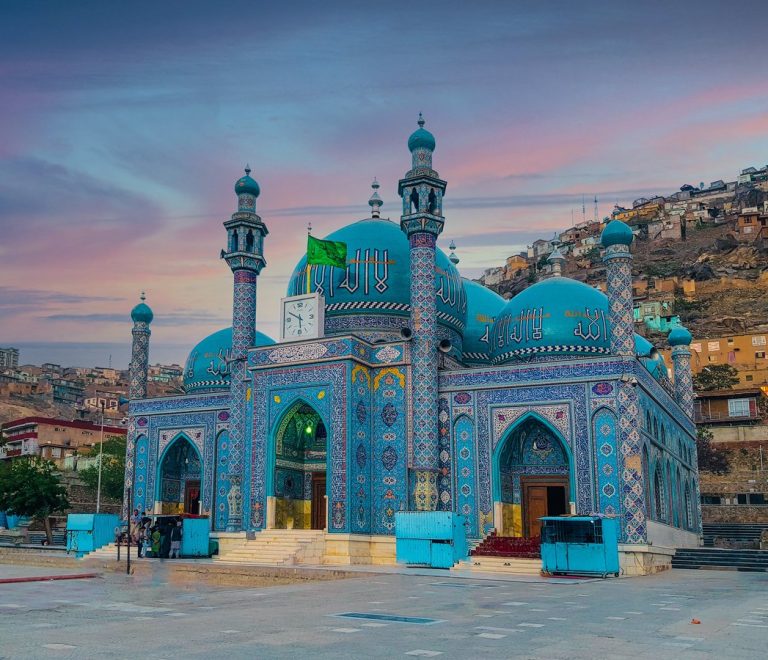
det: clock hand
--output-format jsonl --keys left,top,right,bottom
{"left": 289, "top": 312, "right": 301, "bottom": 320}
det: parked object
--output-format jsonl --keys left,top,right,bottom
{"left": 395, "top": 511, "right": 468, "bottom": 568}
{"left": 540, "top": 516, "right": 620, "bottom": 577}
{"left": 66, "top": 513, "right": 120, "bottom": 558}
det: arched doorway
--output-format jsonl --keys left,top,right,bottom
{"left": 157, "top": 436, "right": 202, "bottom": 515}
{"left": 494, "top": 417, "right": 571, "bottom": 538}
{"left": 272, "top": 401, "right": 327, "bottom": 530}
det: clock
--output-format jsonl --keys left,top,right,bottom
{"left": 280, "top": 293, "right": 325, "bottom": 342}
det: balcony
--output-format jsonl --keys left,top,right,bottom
{"left": 694, "top": 410, "right": 760, "bottom": 424}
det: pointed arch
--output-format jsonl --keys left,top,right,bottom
{"left": 156, "top": 432, "right": 204, "bottom": 515}
{"left": 492, "top": 411, "right": 574, "bottom": 538}
{"left": 267, "top": 398, "right": 329, "bottom": 530}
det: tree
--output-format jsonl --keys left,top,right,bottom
{"left": 693, "top": 364, "right": 740, "bottom": 391}
{"left": 696, "top": 426, "right": 730, "bottom": 474}
{"left": 0, "top": 457, "right": 69, "bottom": 543}
{"left": 79, "top": 435, "right": 126, "bottom": 503}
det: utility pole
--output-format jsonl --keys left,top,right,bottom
{"left": 96, "top": 399, "right": 105, "bottom": 513}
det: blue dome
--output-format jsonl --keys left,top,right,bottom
{"left": 287, "top": 218, "right": 466, "bottom": 338}
{"left": 492, "top": 278, "right": 611, "bottom": 362}
{"left": 634, "top": 334, "right": 666, "bottom": 380}
{"left": 462, "top": 279, "right": 506, "bottom": 364}
{"left": 408, "top": 127, "right": 436, "bottom": 152}
{"left": 131, "top": 302, "right": 153, "bottom": 324}
{"left": 234, "top": 170, "right": 260, "bottom": 197}
{"left": 184, "top": 327, "right": 274, "bottom": 393}
{"left": 601, "top": 220, "right": 633, "bottom": 247}
{"left": 668, "top": 325, "right": 692, "bottom": 347}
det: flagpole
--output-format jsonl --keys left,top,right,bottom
{"left": 306, "top": 222, "right": 312, "bottom": 295}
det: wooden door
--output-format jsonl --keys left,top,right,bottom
{"left": 525, "top": 485, "right": 548, "bottom": 538}
{"left": 184, "top": 480, "right": 201, "bottom": 514}
{"left": 311, "top": 474, "right": 326, "bottom": 530}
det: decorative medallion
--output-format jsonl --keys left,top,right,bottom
{"left": 381, "top": 403, "right": 398, "bottom": 427}
{"left": 356, "top": 443, "right": 367, "bottom": 469}
{"left": 375, "top": 345, "right": 401, "bottom": 363}
{"left": 355, "top": 400, "right": 367, "bottom": 424}
{"left": 592, "top": 382, "right": 614, "bottom": 396}
{"left": 600, "top": 443, "right": 613, "bottom": 456}
{"left": 382, "top": 445, "right": 397, "bottom": 470}
{"left": 136, "top": 417, "right": 148, "bottom": 427}
{"left": 602, "top": 484, "right": 616, "bottom": 498}
{"left": 217, "top": 411, "right": 230, "bottom": 421}
{"left": 453, "top": 392, "right": 471, "bottom": 405}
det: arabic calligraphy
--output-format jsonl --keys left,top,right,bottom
{"left": 572, "top": 307, "right": 608, "bottom": 342}
{"left": 206, "top": 348, "right": 233, "bottom": 377}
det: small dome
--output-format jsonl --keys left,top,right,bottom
{"left": 234, "top": 166, "right": 260, "bottom": 198}
{"left": 600, "top": 220, "right": 633, "bottom": 247}
{"left": 668, "top": 325, "right": 693, "bottom": 347}
{"left": 131, "top": 294, "right": 153, "bottom": 324}
{"left": 462, "top": 279, "right": 506, "bottom": 364}
{"left": 634, "top": 334, "right": 666, "bottom": 380}
{"left": 184, "top": 327, "right": 274, "bottom": 393}
{"left": 408, "top": 113, "right": 436, "bottom": 152}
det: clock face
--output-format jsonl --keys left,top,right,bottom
{"left": 283, "top": 297, "right": 318, "bottom": 339}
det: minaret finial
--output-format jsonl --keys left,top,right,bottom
{"left": 418, "top": 112, "right": 425, "bottom": 128}
{"left": 448, "top": 240, "right": 459, "bottom": 265}
{"left": 307, "top": 221, "right": 312, "bottom": 234}
{"left": 368, "top": 177, "right": 383, "bottom": 218}
{"left": 244, "top": 164, "right": 251, "bottom": 176}
{"left": 140, "top": 291, "right": 146, "bottom": 302}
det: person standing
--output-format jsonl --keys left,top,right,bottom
{"left": 169, "top": 521, "right": 182, "bottom": 559}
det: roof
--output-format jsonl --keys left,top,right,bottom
{"left": 695, "top": 388, "right": 764, "bottom": 399}
{"left": 1, "top": 416, "right": 127, "bottom": 434}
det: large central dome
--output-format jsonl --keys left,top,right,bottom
{"left": 287, "top": 218, "right": 466, "bottom": 342}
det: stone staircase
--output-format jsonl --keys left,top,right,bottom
{"left": 702, "top": 523, "right": 768, "bottom": 548}
{"left": 214, "top": 530, "right": 325, "bottom": 566}
{"left": 672, "top": 547, "right": 768, "bottom": 572}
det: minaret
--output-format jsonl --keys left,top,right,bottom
{"left": 398, "top": 114, "right": 447, "bottom": 511}
{"left": 548, "top": 246, "right": 566, "bottom": 277}
{"left": 129, "top": 292, "right": 153, "bottom": 400}
{"left": 669, "top": 325, "right": 695, "bottom": 418}
{"left": 600, "top": 220, "right": 635, "bottom": 356}
{"left": 223, "top": 166, "right": 268, "bottom": 531}
{"left": 601, "top": 219, "right": 648, "bottom": 544}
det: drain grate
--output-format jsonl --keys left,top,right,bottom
{"left": 430, "top": 582, "right": 498, "bottom": 589}
{"left": 333, "top": 612, "right": 444, "bottom": 625}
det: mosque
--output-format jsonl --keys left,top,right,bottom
{"left": 125, "top": 116, "right": 701, "bottom": 572}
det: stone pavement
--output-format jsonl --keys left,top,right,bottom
{"left": 0, "top": 564, "right": 766, "bottom": 659}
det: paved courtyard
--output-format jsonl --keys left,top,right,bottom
{"left": 0, "top": 564, "right": 766, "bottom": 659}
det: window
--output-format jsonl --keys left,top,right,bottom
{"left": 727, "top": 337, "right": 734, "bottom": 344}
{"left": 708, "top": 355, "right": 718, "bottom": 363}
{"left": 701, "top": 495, "right": 722, "bottom": 505}
{"left": 752, "top": 336, "right": 767, "bottom": 346}
{"left": 728, "top": 399, "right": 751, "bottom": 417}
{"left": 746, "top": 375, "right": 754, "bottom": 382}
{"left": 691, "top": 343, "right": 702, "bottom": 353}
{"left": 708, "top": 341, "right": 720, "bottom": 351}
{"left": 756, "top": 352, "right": 766, "bottom": 359}
{"left": 728, "top": 351, "right": 736, "bottom": 363}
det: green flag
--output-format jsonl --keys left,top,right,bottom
{"left": 307, "top": 235, "right": 347, "bottom": 268}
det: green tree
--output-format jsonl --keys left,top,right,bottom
{"left": 0, "top": 457, "right": 69, "bottom": 543}
{"left": 693, "top": 364, "right": 740, "bottom": 391}
{"left": 696, "top": 426, "right": 730, "bottom": 474}
{"left": 79, "top": 435, "right": 126, "bottom": 503}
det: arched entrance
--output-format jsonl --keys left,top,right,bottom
{"left": 493, "top": 416, "right": 572, "bottom": 539}
{"left": 272, "top": 401, "right": 327, "bottom": 530}
{"left": 157, "top": 436, "right": 202, "bottom": 514}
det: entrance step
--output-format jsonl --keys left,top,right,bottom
{"left": 672, "top": 547, "right": 768, "bottom": 572}
{"left": 455, "top": 555, "right": 542, "bottom": 576}
{"left": 471, "top": 533, "right": 541, "bottom": 559}
{"left": 214, "top": 530, "right": 325, "bottom": 566}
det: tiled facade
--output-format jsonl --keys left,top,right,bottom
{"left": 125, "top": 120, "right": 701, "bottom": 566}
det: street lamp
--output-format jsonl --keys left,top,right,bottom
{"left": 96, "top": 400, "right": 105, "bottom": 513}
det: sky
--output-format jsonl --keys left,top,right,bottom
{"left": 1, "top": 0, "right": 768, "bottom": 368}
